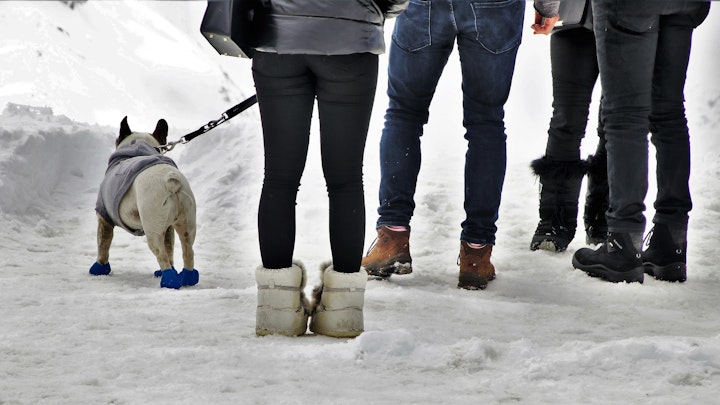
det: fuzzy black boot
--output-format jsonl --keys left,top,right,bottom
{"left": 572, "top": 232, "right": 644, "bottom": 283}
{"left": 584, "top": 154, "right": 609, "bottom": 245}
{"left": 530, "top": 156, "right": 588, "bottom": 252}
{"left": 642, "top": 223, "right": 687, "bottom": 282}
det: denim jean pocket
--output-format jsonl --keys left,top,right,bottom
{"left": 392, "top": 0, "right": 431, "bottom": 52}
{"left": 471, "top": 0, "right": 524, "bottom": 54}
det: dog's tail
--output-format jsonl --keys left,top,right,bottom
{"left": 164, "top": 172, "right": 183, "bottom": 194}
{"left": 163, "top": 172, "right": 195, "bottom": 214}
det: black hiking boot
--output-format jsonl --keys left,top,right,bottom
{"left": 572, "top": 232, "right": 644, "bottom": 283}
{"left": 529, "top": 156, "right": 588, "bottom": 252}
{"left": 642, "top": 223, "right": 687, "bottom": 282}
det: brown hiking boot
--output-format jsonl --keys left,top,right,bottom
{"left": 458, "top": 241, "right": 495, "bottom": 290}
{"left": 362, "top": 226, "right": 412, "bottom": 277}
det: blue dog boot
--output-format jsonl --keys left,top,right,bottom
{"left": 160, "top": 268, "right": 183, "bottom": 289}
{"left": 154, "top": 266, "right": 176, "bottom": 278}
{"left": 89, "top": 262, "right": 111, "bottom": 276}
{"left": 180, "top": 268, "right": 199, "bottom": 286}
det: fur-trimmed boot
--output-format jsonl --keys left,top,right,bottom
{"left": 584, "top": 154, "right": 609, "bottom": 245}
{"left": 530, "top": 156, "right": 588, "bottom": 252}
{"left": 255, "top": 262, "right": 310, "bottom": 337}
{"left": 309, "top": 263, "right": 367, "bottom": 338}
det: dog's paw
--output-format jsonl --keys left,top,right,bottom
{"left": 89, "top": 262, "right": 111, "bottom": 276}
{"left": 160, "top": 268, "right": 183, "bottom": 289}
{"left": 180, "top": 268, "right": 199, "bottom": 286}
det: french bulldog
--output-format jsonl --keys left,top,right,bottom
{"left": 89, "top": 117, "right": 198, "bottom": 289}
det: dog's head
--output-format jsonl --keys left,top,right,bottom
{"left": 116, "top": 117, "right": 169, "bottom": 149}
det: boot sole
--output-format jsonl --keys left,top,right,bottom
{"left": 365, "top": 262, "right": 412, "bottom": 278}
{"left": 643, "top": 262, "right": 687, "bottom": 282}
{"left": 572, "top": 257, "right": 644, "bottom": 283}
{"left": 530, "top": 238, "right": 568, "bottom": 252}
{"left": 458, "top": 273, "right": 495, "bottom": 290}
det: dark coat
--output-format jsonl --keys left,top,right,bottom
{"left": 255, "top": 0, "right": 409, "bottom": 55}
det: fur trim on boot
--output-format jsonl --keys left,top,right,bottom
{"left": 309, "top": 262, "right": 366, "bottom": 338}
{"left": 530, "top": 156, "right": 589, "bottom": 180}
{"left": 255, "top": 261, "right": 310, "bottom": 337}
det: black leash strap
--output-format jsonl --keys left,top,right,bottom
{"left": 158, "top": 94, "right": 258, "bottom": 153}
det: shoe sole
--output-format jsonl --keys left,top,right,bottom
{"left": 643, "top": 262, "right": 687, "bottom": 282}
{"left": 572, "top": 257, "right": 644, "bottom": 283}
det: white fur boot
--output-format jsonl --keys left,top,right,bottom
{"left": 255, "top": 262, "right": 310, "bottom": 337}
{"left": 310, "top": 263, "right": 367, "bottom": 338}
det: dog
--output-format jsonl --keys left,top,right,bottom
{"left": 89, "top": 117, "right": 198, "bottom": 289}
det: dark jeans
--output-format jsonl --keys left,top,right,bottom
{"left": 545, "top": 27, "right": 604, "bottom": 162}
{"left": 592, "top": 0, "right": 709, "bottom": 233}
{"left": 252, "top": 52, "right": 378, "bottom": 272}
{"left": 376, "top": 0, "right": 525, "bottom": 245}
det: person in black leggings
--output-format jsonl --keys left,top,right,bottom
{"left": 250, "top": 0, "right": 408, "bottom": 338}
{"left": 529, "top": 22, "right": 610, "bottom": 253}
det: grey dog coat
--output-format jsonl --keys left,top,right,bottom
{"left": 95, "top": 140, "right": 177, "bottom": 235}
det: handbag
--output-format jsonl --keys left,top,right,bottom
{"left": 554, "top": 0, "right": 591, "bottom": 31}
{"left": 200, "top": 0, "right": 264, "bottom": 59}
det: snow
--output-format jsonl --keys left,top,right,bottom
{"left": 1, "top": 1, "right": 719, "bottom": 404}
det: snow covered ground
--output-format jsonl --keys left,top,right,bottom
{"left": 1, "top": 1, "right": 719, "bottom": 404}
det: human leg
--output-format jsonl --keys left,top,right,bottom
{"left": 644, "top": 4, "right": 709, "bottom": 282}
{"left": 455, "top": 0, "right": 525, "bottom": 246}
{"left": 572, "top": 0, "right": 660, "bottom": 282}
{"left": 252, "top": 52, "right": 314, "bottom": 268}
{"left": 365, "top": 0, "right": 456, "bottom": 276}
{"left": 545, "top": 28, "right": 599, "bottom": 161}
{"left": 531, "top": 28, "right": 599, "bottom": 251}
{"left": 375, "top": 0, "right": 455, "bottom": 229}
{"left": 448, "top": 0, "right": 524, "bottom": 289}
{"left": 311, "top": 53, "right": 378, "bottom": 273}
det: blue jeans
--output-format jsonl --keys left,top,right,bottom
{"left": 591, "top": 0, "right": 709, "bottom": 233}
{"left": 375, "top": 0, "right": 525, "bottom": 245}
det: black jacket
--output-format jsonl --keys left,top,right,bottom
{"left": 255, "top": 0, "right": 409, "bottom": 55}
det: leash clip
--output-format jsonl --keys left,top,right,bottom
{"left": 157, "top": 136, "right": 187, "bottom": 154}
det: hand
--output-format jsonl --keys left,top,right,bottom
{"left": 531, "top": 11, "right": 559, "bottom": 35}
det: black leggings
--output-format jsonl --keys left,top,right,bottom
{"left": 545, "top": 27, "right": 604, "bottom": 161}
{"left": 252, "top": 52, "right": 378, "bottom": 272}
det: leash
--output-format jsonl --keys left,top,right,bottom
{"left": 157, "top": 94, "right": 258, "bottom": 154}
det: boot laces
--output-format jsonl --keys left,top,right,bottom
{"left": 365, "top": 238, "right": 378, "bottom": 256}
{"left": 642, "top": 228, "right": 654, "bottom": 250}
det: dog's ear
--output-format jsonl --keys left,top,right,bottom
{"left": 152, "top": 119, "right": 169, "bottom": 146}
{"left": 117, "top": 116, "right": 132, "bottom": 146}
